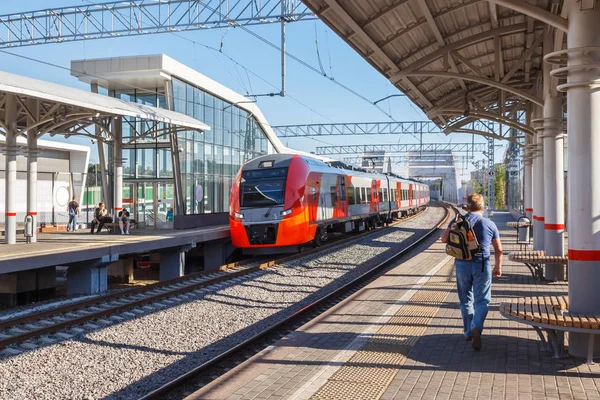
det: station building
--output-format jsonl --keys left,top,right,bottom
{"left": 0, "top": 136, "right": 89, "bottom": 228}
{"left": 71, "top": 54, "right": 290, "bottom": 227}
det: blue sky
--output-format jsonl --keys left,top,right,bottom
{"left": 0, "top": 1, "right": 498, "bottom": 174}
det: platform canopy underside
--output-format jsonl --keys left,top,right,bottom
{"left": 301, "top": 0, "right": 565, "bottom": 139}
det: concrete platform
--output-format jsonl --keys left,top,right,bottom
{"left": 0, "top": 224, "right": 229, "bottom": 274}
{"left": 190, "top": 212, "right": 594, "bottom": 400}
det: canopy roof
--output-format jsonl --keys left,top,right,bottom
{"left": 301, "top": 0, "right": 566, "bottom": 140}
{"left": 0, "top": 69, "right": 210, "bottom": 137}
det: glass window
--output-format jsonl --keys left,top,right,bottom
{"left": 158, "top": 148, "right": 173, "bottom": 178}
{"left": 240, "top": 168, "right": 288, "bottom": 207}
{"left": 339, "top": 176, "right": 346, "bottom": 201}
{"left": 356, "top": 187, "right": 362, "bottom": 204}
{"left": 330, "top": 185, "right": 337, "bottom": 205}
{"left": 223, "top": 109, "right": 232, "bottom": 148}
{"left": 366, "top": 187, "right": 372, "bottom": 202}
{"left": 205, "top": 144, "right": 214, "bottom": 174}
{"left": 172, "top": 79, "right": 186, "bottom": 114}
{"left": 204, "top": 94, "right": 214, "bottom": 143}
{"left": 214, "top": 98, "right": 224, "bottom": 145}
{"left": 138, "top": 148, "right": 156, "bottom": 178}
{"left": 223, "top": 147, "right": 232, "bottom": 176}
{"left": 194, "top": 142, "right": 204, "bottom": 174}
{"left": 232, "top": 149, "right": 240, "bottom": 175}
{"left": 123, "top": 149, "right": 135, "bottom": 178}
{"left": 186, "top": 84, "right": 194, "bottom": 116}
{"left": 214, "top": 145, "right": 223, "bottom": 176}
{"left": 137, "top": 93, "right": 157, "bottom": 107}
{"left": 213, "top": 176, "right": 222, "bottom": 212}
{"left": 185, "top": 139, "right": 193, "bottom": 174}
{"left": 347, "top": 186, "right": 355, "bottom": 205}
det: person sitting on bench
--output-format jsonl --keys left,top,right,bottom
{"left": 90, "top": 202, "right": 112, "bottom": 234}
{"left": 118, "top": 208, "right": 131, "bottom": 235}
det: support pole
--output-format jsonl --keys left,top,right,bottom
{"left": 543, "top": 95, "right": 565, "bottom": 280}
{"left": 26, "top": 99, "right": 39, "bottom": 243}
{"left": 524, "top": 108, "right": 534, "bottom": 223}
{"left": 4, "top": 95, "right": 17, "bottom": 244}
{"left": 113, "top": 117, "right": 123, "bottom": 220}
{"left": 280, "top": 0, "right": 287, "bottom": 96}
{"left": 532, "top": 106, "right": 545, "bottom": 251}
{"left": 164, "top": 80, "right": 184, "bottom": 216}
{"left": 561, "top": 1, "right": 600, "bottom": 358}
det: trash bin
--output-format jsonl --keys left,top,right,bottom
{"left": 517, "top": 216, "right": 531, "bottom": 244}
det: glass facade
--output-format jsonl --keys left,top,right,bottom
{"left": 114, "top": 78, "right": 269, "bottom": 216}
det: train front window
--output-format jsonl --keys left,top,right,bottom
{"left": 240, "top": 167, "right": 288, "bottom": 207}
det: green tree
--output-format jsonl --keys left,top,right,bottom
{"left": 494, "top": 164, "right": 507, "bottom": 209}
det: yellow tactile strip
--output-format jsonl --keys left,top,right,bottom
{"left": 310, "top": 262, "right": 455, "bottom": 400}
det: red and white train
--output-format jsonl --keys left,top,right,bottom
{"left": 229, "top": 154, "right": 430, "bottom": 254}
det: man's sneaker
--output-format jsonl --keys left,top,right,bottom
{"left": 125, "top": 231, "right": 129, "bottom": 235}
{"left": 121, "top": 231, "right": 124, "bottom": 235}
{"left": 471, "top": 328, "right": 482, "bottom": 351}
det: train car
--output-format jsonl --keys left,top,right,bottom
{"left": 229, "top": 154, "right": 430, "bottom": 254}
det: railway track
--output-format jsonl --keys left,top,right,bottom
{"left": 141, "top": 202, "right": 456, "bottom": 400}
{"left": 0, "top": 206, "right": 428, "bottom": 355}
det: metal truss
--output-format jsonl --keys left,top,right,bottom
{"left": 272, "top": 121, "right": 443, "bottom": 137}
{"left": 315, "top": 142, "right": 488, "bottom": 155}
{"left": 0, "top": 0, "right": 314, "bottom": 48}
{"left": 342, "top": 155, "right": 472, "bottom": 165}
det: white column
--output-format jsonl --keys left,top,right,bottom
{"left": 4, "top": 95, "right": 17, "bottom": 245}
{"left": 532, "top": 106, "right": 545, "bottom": 251}
{"left": 113, "top": 117, "right": 123, "bottom": 220}
{"left": 524, "top": 107, "right": 534, "bottom": 223}
{"left": 560, "top": 1, "right": 600, "bottom": 358}
{"left": 543, "top": 95, "right": 565, "bottom": 280}
{"left": 26, "top": 99, "right": 39, "bottom": 243}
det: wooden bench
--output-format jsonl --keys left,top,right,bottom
{"left": 500, "top": 296, "right": 600, "bottom": 363}
{"left": 508, "top": 251, "right": 568, "bottom": 280}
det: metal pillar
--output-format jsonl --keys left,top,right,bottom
{"left": 164, "top": 80, "right": 184, "bottom": 216}
{"left": 532, "top": 106, "right": 545, "bottom": 251}
{"left": 113, "top": 117, "right": 123, "bottom": 220}
{"left": 543, "top": 95, "right": 565, "bottom": 281}
{"left": 26, "top": 99, "right": 39, "bottom": 243}
{"left": 4, "top": 95, "right": 17, "bottom": 244}
{"left": 558, "top": 1, "right": 600, "bottom": 358}
{"left": 91, "top": 84, "right": 110, "bottom": 209}
{"left": 524, "top": 108, "right": 534, "bottom": 222}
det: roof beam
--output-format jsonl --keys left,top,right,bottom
{"left": 320, "top": 0, "right": 398, "bottom": 74}
{"left": 415, "top": 0, "right": 467, "bottom": 90}
{"left": 391, "top": 23, "right": 530, "bottom": 83}
{"left": 486, "top": 0, "right": 567, "bottom": 32}
{"left": 502, "top": 31, "right": 544, "bottom": 83}
{"left": 450, "top": 51, "right": 486, "bottom": 77}
{"left": 405, "top": 71, "right": 543, "bottom": 106}
{"left": 319, "top": 0, "right": 433, "bottom": 108}
{"left": 361, "top": 0, "right": 411, "bottom": 28}
{"left": 442, "top": 110, "right": 535, "bottom": 136}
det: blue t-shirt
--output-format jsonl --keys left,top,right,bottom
{"left": 449, "top": 212, "right": 500, "bottom": 258}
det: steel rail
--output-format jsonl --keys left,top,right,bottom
{"left": 0, "top": 207, "right": 427, "bottom": 351}
{"left": 140, "top": 203, "right": 454, "bottom": 400}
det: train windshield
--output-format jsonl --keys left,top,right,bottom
{"left": 240, "top": 167, "right": 288, "bottom": 207}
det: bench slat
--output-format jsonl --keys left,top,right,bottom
{"left": 510, "top": 301, "right": 518, "bottom": 318}
{"left": 563, "top": 312, "right": 573, "bottom": 327}
{"left": 547, "top": 306, "right": 558, "bottom": 326}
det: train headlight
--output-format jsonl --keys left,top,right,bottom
{"left": 234, "top": 212, "right": 244, "bottom": 220}
{"left": 280, "top": 209, "right": 292, "bottom": 217}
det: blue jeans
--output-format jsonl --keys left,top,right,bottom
{"left": 68, "top": 214, "right": 78, "bottom": 231}
{"left": 455, "top": 258, "right": 492, "bottom": 337}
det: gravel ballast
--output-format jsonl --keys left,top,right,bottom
{"left": 0, "top": 205, "right": 445, "bottom": 400}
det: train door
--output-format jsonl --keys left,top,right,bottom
{"left": 371, "top": 179, "right": 378, "bottom": 213}
{"left": 409, "top": 183, "right": 413, "bottom": 207}
{"left": 318, "top": 174, "right": 335, "bottom": 221}
{"left": 307, "top": 173, "right": 320, "bottom": 222}
{"left": 333, "top": 175, "right": 347, "bottom": 218}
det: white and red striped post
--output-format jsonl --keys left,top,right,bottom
{"left": 4, "top": 94, "right": 17, "bottom": 244}
{"left": 532, "top": 106, "right": 545, "bottom": 251}
{"left": 113, "top": 117, "right": 123, "bottom": 221}
{"left": 558, "top": 1, "right": 600, "bottom": 358}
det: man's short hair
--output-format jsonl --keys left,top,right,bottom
{"left": 467, "top": 194, "right": 484, "bottom": 211}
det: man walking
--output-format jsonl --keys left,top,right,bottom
{"left": 67, "top": 196, "right": 80, "bottom": 232}
{"left": 441, "top": 194, "right": 503, "bottom": 350}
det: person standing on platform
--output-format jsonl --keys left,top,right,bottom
{"left": 441, "top": 193, "right": 503, "bottom": 350}
{"left": 67, "top": 196, "right": 80, "bottom": 232}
